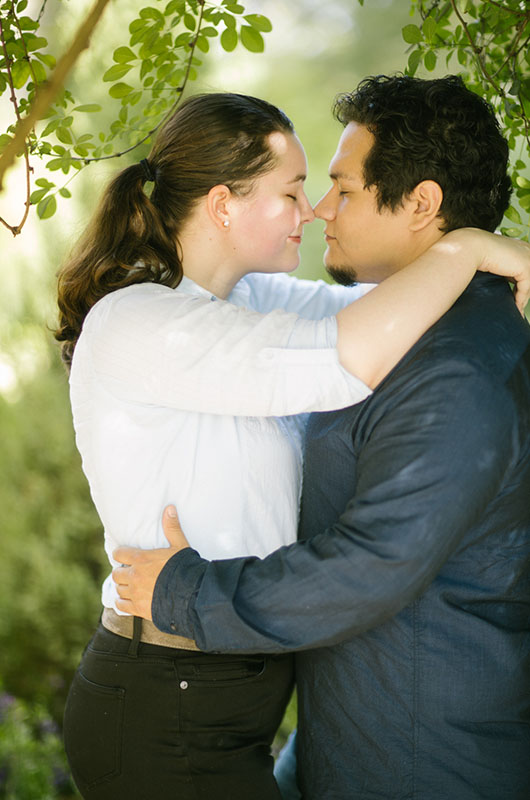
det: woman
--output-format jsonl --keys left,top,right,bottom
{"left": 57, "top": 92, "right": 530, "bottom": 800}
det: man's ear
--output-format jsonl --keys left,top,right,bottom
{"left": 206, "top": 184, "right": 232, "bottom": 230}
{"left": 407, "top": 180, "right": 444, "bottom": 232}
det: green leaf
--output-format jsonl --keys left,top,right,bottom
{"left": 37, "top": 195, "right": 57, "bottom": 219}
{"left": 222, "top": 13, "right": 236, "bottom": 29}
{"left": 422, "top": 16, "right": 437, "bottom": 41}
{"left": 223, "top": 2, "right": 244, "bottom": 13}
{"left": 11, "top": 59, "right": 30, "bottom": 89}
{"left": 103, "top": 63, "right": 133, "bottom": 82}
{"left": 17, "top": 15, "right": 38, "bottom": 31}
{"left": 56, "top": 126, "right": 73, "bottom": 145}
{"left": 34, "top": 52, "right": 56, "bottom": 68}
{"left": 183, "top": 13, "right": 196, "bottom": 30}
{"left": 31, "top": 60, "right": 47, "bottom": 83}
{"left": 0, "top": 134, "right": 12, "bottom": 154}
{"left": 41, "top": 118, "right": 61, "bottom": 137}
{"left": 407, "top": 49, "right": 422, "bottom": 75}
{"left": 114, "top": 46, "right": 137, "bottom": 63}
{"left": 73, "top": 104, "right": 102, "bottom": 113}
{"left": 201, "top": 26, "right": 219, "bottom": 38}
{"left": 240, "top": 25, "right": 264, "bottom": 53}
{"left": 109, "top": 82, "right": 135, "bottom": 98}
{"left": 165, "top": 0, "right": 186, "bottom": 12}
{"left": 220, "top": 27, "right": 237, "bottom": 52}
{"left": 500, "top": 226, "right": 522, "bottom": 238}
{"left": 140, "top": 59, "right": 153, "bottom": 79}
{"left": 24, "top": 36, "right": 48, "bottom": 52}
{"left": 35, "top": 178, "right": 55, "bottom": 188}
{"left": 516, "top": 176, "right": 530, "bottom": 189}
{"left": 504, "top": 205, "right": 522, "bottom": 225}
{"left": 519, "top": 194, "right": 530, "bottom": 211}
{"left": 244, "top": 14, "right": 272, "bottom": 32}
{"left": 30, "top": 187, "right": 51, "bottom": 204}
{"left": 424, "top": 50, "right": 437, "bottom": 71}
{"left": 59, "top": 188, "right": 72, "bottom": 198}
{"left": 196, "top": 35, "right": 209, "bottom": 53}
{"left": 457, "top": 47, "right": 468, "bottom": 66}
{"left": 129, "top": 19, "right": 149, "bottom": 33}
{"left": 402, "top": 24, "right": 423, "bottom": 44}
{"left": 140, "top": 6, "right": 165, "bottom": 22}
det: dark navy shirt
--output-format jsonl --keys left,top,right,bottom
{"left": 154, "top": 274, "right": 530, "bottom": 799}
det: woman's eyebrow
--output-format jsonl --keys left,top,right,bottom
{"left": 286, "top": 173, "right": 307, "bottom": 184}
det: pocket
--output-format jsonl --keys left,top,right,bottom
{"left": 182, "top": 655, "right": 266, "bottom": 687}
{"left": 63, "top": 668, "right": 125, "bottom": 790}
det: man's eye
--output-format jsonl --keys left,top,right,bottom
{"left": 286, "top": 194, "right": 297, "bottom": 200}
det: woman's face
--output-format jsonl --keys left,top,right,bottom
{"left": 230, "top": 132, "right": 315, "bottom": 275}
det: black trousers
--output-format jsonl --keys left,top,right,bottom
{"left": 63, "top": 621, "right": 294, "bottom": 800}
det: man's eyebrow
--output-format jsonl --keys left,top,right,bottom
{"left": 329, "top": 170, "right": 356, "bottom": 182}
{"left": 286, "top": 173, "right": 307, "bottom": 183}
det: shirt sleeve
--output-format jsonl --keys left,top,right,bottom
{"left": 237, "top": 272, "right": 374, "bottom": 319}
{"left": 152, "top": 358, "right": 516, "bottom": 652}
{"left": 82, "top": 284, "right": 371, "bottom": 417}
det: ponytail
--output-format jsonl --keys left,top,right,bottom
{"left": 55, "top": 161, "right": 182, "bottom": 368}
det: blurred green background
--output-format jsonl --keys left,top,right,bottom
{"left": 0, "top": 1, "right": 526, "bottom": 796}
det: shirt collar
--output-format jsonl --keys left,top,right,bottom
{"left": 177, "top": 274, "right": 252, "bottom": 306}
{"left": 176, "top": 275, "right": 217, "bottom": 300}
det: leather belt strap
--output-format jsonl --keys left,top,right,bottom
{"left": 102, "top": 607, "right": 200, "bottom": 651}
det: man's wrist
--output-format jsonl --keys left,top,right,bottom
{"left": 152, "top": 547, "right": 207, "bottom": 637}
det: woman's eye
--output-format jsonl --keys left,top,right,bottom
{"left": 286, "top": 194, "right": 297, "bottom": 200}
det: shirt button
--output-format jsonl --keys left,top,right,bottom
{"left": 170, "top": 622, "right": 177, "bottom": 631}
{"left": 180, "top": 680, "right": 188, "bottom": 690}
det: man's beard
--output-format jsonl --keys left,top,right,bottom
{"left": 326, "top": 264, "right": 358, "bottom": 286}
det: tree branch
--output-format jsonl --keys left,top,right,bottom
{"left": 449, "top": 0, "right": 504, "bottom": 95}
{"left": 69, "top": 0, "right": 207, "bottom": 166}
{"left": 0, "top": 11, "right": 32, "bottom": 235}
{"left": 0, "top": 0, "right": 112, "bottom": 194}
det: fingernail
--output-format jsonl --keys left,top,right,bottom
{"left": 167, "top": 505, "right": 177, "bottom": 517}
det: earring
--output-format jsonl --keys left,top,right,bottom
{"left": 223, "top": 220, "right": 230, "bottom": 228}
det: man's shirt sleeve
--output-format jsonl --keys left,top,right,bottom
{"left": 152, "top": 357, "right": 516, "bottom": 651}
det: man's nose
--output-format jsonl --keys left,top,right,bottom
{"left": 313, "top": 189, "right": 335, "bottom": 221}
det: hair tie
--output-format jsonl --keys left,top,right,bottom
{"left": 140, "top": 158, "right": 155, "bottom": 182}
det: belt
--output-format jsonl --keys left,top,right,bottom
{"left": 102, "top": 607, "right": 200, "bottom": 651}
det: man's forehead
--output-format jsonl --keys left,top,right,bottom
{"left": 328, "top": 122, "right": 373, "bottom": 180}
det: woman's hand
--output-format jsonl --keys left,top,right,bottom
{"left": 446, "top": 228, "right": 530, "bottom": 315}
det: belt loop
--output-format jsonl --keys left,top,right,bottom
{"left": 128, "top": 616, "right": 142, "bottom": 657}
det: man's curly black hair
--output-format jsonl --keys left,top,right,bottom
{"left": 333, "top": 75, "right": 512, "bottom": 233}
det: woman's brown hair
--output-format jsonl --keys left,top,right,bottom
{"left": 55, "top": 93, "right": 294, "bottom": 367}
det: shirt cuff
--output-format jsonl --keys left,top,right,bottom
{"left": 152, "top": 547, "right": 207, "bottom": 637}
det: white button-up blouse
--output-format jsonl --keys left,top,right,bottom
{"left": 69, "top": 272, "right": 372, "bottom": 613}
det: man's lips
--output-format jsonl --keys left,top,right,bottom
{"left": 288, "top": 235, "right": 302, "bottom": 243}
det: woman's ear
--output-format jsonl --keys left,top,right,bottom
{"left": 407, "top": 180, "right": 444, "bottom": 231}
{"left": 207, "top": 184, "right": 233, "bottom": 231}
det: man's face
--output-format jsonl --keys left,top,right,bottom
{"left": 314, "top": 122, "right": 413, "bottom": 285}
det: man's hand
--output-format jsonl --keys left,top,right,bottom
{"left": 112, "top": 505, "right": 190, "bottom": 620}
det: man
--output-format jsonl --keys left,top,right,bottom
{"left": 114, "top": 75, "right": 530, "bottom": 798}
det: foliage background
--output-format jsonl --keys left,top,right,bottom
{"left": 0, "top": 0, "right": 528, "bottom": 796}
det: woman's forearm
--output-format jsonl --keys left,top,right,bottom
{"left": 336, "top": 228, "right": 529, "bottom": 388}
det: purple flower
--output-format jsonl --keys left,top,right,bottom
{"left": 0, "top": 693, "right": 15, "bottom": 721}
